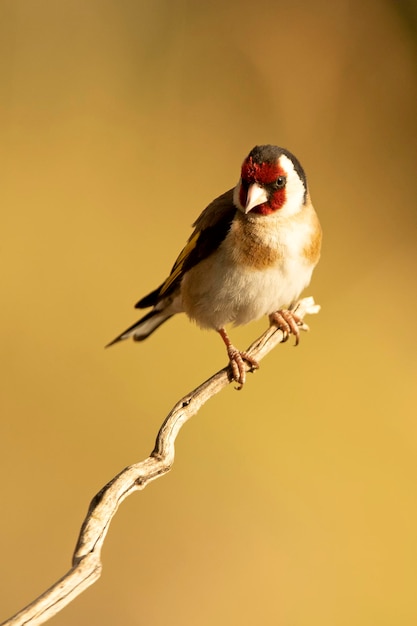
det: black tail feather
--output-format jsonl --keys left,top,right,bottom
{"left": 135, "top": 285, "right": 163, "bottom": 309}
{"left": 105, "top": 309, "right": 173, "bottom": 348}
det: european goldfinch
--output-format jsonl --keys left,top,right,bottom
{"left": 107, "top": 145, "right": 322, "bottom": 387}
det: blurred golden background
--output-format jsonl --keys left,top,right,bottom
{"left": 1, "top": 1, "right": 416, "bottom": 624}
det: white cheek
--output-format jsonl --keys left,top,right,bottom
{"left": 279, "top": 154, "right": 306, "bottom": 216}
{"left": 233, "top": 180, "right": 245, "bottom": 211}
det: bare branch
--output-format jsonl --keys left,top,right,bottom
{"left": 1, "top": 297, "right": 320, "bottom": 626}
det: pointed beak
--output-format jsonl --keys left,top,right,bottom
{"left": 244, "top": 183, "right": 268, "bottom": 213}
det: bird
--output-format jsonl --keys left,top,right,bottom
{"left": 107, "top": 144, "right": 322, "bottom": 388}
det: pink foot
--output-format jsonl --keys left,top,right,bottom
{"left": 218, "top": 328, "right": 259, "bottom": 389}
{"left": 269, "top": 309, "right": 302, "bottom": 345}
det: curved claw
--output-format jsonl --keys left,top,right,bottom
{"left": 269, "top": 309, "right": 302, "bottom": 345}
{"left": 218, "top": 327, "right": 259, "bottom": 389}
{"left": 227, "top": 347, "right": 259, "bottom": 390}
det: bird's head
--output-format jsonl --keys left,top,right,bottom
{"left": 233, "top": 145, "right": 308, "bottom": 217}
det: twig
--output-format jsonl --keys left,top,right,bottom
{"left": 1, "top": 297, "right": 320, "bottom": 626}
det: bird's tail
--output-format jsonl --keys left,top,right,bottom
{"left": 105, "top": 309, "right": 173, "bottom": 348}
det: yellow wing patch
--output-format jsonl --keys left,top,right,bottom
{"left": 159, "top": 230, "right": 200, "bottom": 296}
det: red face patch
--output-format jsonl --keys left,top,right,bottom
{"left": 250, "top": 188, "right": 286, "bottom": 214}
{"left": 240, "top": 157, "right": 287, "bottom": 213}
{"left": 241, "top": 157, "right": 283, "bottom": 185}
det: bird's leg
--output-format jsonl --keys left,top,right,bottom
{"left": 269, "top": 308, "right": 303, "bottom": 345}
{"left": 218, "top": 328, "right": 259, "bottom": 389}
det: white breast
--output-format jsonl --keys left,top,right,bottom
{"left": 181, "top": 221, "right": 314, "bottom": 330}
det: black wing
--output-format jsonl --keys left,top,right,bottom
{"left": 136, "top": 189, "right": 237, "bottom": 308}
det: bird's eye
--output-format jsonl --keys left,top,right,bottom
{"left": 275, "top": 176, "right": 286, "bottom": 189}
